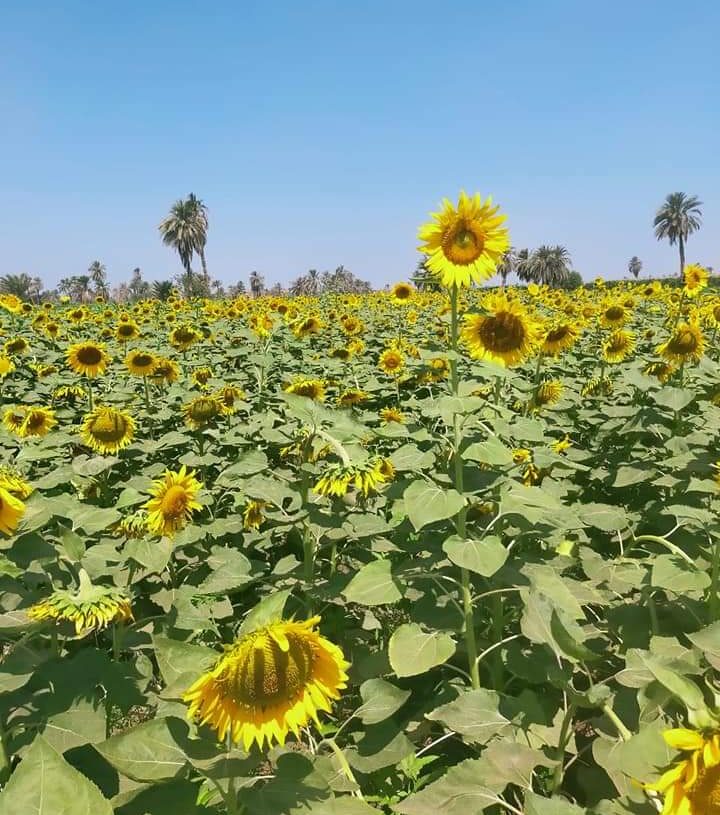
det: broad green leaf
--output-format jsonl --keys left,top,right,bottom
{"left": 426, "top": 689, "right": 511, "bottom": 744}
{"left": 524, "top": 792, "right": 587, "bottom": 814}
{"left": 443, "top": 535, "right": 507, "bottom": 577}
{"left": 196, "top": 546, "right": 253, "bottom": 595}
{"left": 357, "top": 678, "right": 410, "bottom": 725}
{"left": 389, "top": 623, "right": 455, "bottom": 677}
{"left": 239, "top": 589, "right": 292, "bottom": 635}
{"left": 42, "top": 699, "right": 107, "bottom": 753}
{"left": 463, "top": 436, "right": 514, "bottom": 466}
{"left": 653, "top": 387, "right": 695, "bottom": 412}
{"left": 343, "top": 560, "right": 402, "bottom": 606}
{"left": 152, "top": 636, "right": 217, "bottom": 687}
{"left": 403, "top": 481, "right": 465, "bottom": 531}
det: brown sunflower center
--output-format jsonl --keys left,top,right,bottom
{"left": 293, "top": 383, "right": 321, "bottom": 398}
{"left": 159, "top": 485, "right": 190, "bottom": 519}
{"left": 605, "top": 306, "right": 624, "bottom": 321}
{"left": 546, "top": 326, "right": 570, "bottom": 343}
{"left": 89, "top": 412, "right": 128, "bottom": 443}
{"left": 226, "top": 631, "right": 318, "bottom": 707}
{"left": 118, "top": 324, "right": 135, "bottom": 337}
{"left": 689, "top": 763, "right": 720, "bottom": 813}
{"left": 25, "top": 413, "right": 46, "bottom": 431}
{"left": 478, "top": 312, "right": 526, "bottom": 352}
{"left": 670, "top": 329, "right": 698, "bottom": 353}
{"left": 444, "top": 221, "right": 485, "bottom": 265}
{"left": 394, "top": 285, "right": 411, "bottom": 300}
{"left": 383, "top": 354, "right": 402, "bottom": 370}
{"left": 77, "top": 346, "right": 103, "bottom": 365}
{"left": 131, "top": 354, "right": 154, "bottom": 369}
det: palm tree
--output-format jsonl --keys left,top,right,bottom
{"left": 653, "top": 192, "right": 702, "bottom": 275}
{"left": 88, "top": 261, "right": 109, "bottom": 299}
{"left": 187, "top": 193, "right": 209, "bottom": 287}
{"left": 411, "top": 259, "right": 441, "bottom": 292}
{"left": 249, "top": 271, "right": 265, "bottom": 298}
{"left": 0, "top": 273, "right": 35, "bottom": 300}
{"left": 152, "top": 280, "right": 174, "bottom": 301}
{"left": 159, "top": 196, "right": 206, "bottom": 291}
{"left": 517, "top": 245, "right": 572, "bottom": 287}
{"left": 628, "top": 256, "right": 643, "bottom": 279}
{"left": 497, "top": 248, "right": 517, "bottom": 287}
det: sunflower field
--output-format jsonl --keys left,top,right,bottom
{"left": 2, "top": 195, "right": 720, "bottom": 815}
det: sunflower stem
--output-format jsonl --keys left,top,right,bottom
{"left": 142, "top": 375, "right": 151, "bottom": 412}
{"left": 550, "top": 703, "right": 577, "bottom": 792}
{"left": 0, "top": 715, "right": 10, "bottom": 786}
{"left": 86, "top": 377, "right": 94, "bottom": 411}
{"left": 326, "top": 738, "right": 363, "bottom": 798}
{"left": 709, "top": 535, "right": 720, "bottom": 623}
{"left": 602, "top": 702, "right": 632, "bottom": 742}
{"left": 449, "top": 284, "right": 480, "bottom": 690}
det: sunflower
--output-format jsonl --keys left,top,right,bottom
{"left": 337, "top": 389, "right": 368, "bottom": 408}
{"left": 81, "top": 406, "right": 135, "bottom": 454}
{"left": 644, "top": 728, "right": 720, "bottom": 814}
{"left": 0, "top": 469, "right": 33, "bottom": 500}
{"left": 45, "top": 321, "right": 60, "bottom": 339}
{"left": 116, "top": 320, "right": 140, "bottom": 342}
{"left": 169, "top": 325, "right": 202, "bottom": 351}
{"left": 4, "top": 337, "right": 29, "bottom": 355}
{"left": 16, "top": 407, "right": 57, "bottom": 438}
{"left": 183, "top": 396, "right": 222, "bottom": 429}
{"left": 150, "top": 357, "right": 180, "bottom": 385}
{"left": 552, "top": 435, "right": 572, "bottom": 455}
{"left": 191, "top": 367, "right": 214, "bottom": 389}
{"left": 657, "top": 321, "right": 705, "bottom": 364}
{"left": 66, "top": 342, "right": 111, "bottom": 377}
{"left": 599, "top": 302, "right": 629, "bottom": 328}
{"left": 0, "top": 486, "right": 25, "bottom": 536}
{"left": 534, "top": 380, "right": 564, "bottom": 407}
{"left": 53, "top": 385, "right": 85, "bottom": 402}
{"left": 243, "top": 499, "right": 266, "bottom": 531}
{"left": 144, "top": 465, "right": 202, "bottom": 537}
{"left": 293, "top": 316, "right": 323, "bottom": 338}
{"left": 418, "top": 191, "right": 510, "bottom": 288}
{"left": 461, "top": 293, "right": 540, "bottom": 367}
{"left": 684, "top": 263, "right": 710, "bottom": 298}
{"left": 214, "top": 386, "right": 245, "bottom": 415}
{"left": 541, "top": 322, "right": 579, "bottom": 356}
{"left": 0, "top": 294, "right": 23, "bottom": 314}
{"left": 183, "top": 616, "right": 349, "bottom": 750}
{"left": 27, "top": 570, "right": 132, "bottom": 635}
{"left": 314, "top": 458, "right": 392, "bottom": 498}
{"left": 582, "top": 377, "right": 614, "bottom": 398}
{"left": 643, "top": 360, "right": 676, "bottom": 383}
{"left": 285, "top": 379, "right": 325, "bottom": 401}
{"left": 3, "top": 407, "right": 25, "bottom": 434}
{"left": 380, "top": 407, "right": 405, "bottom": 424}
{"left": 704, "top": 301, "right": 720, "bottom": 329}
{"left": 0, "top": 356, "right": 16, "bottom": 378}
{"left": 379, "top": 348, "right": 405, "bottom": 376}
{"left": 391, "top": 282, "right": 414, "bottom": 304}
{"left": 125, "top": 349, "right": 157, "bottom": 377}
{"left": 603, "top": 329, "right": 636, "bottom": 363}
{"left": 341, "top": 316, "right": 364, "bottom": 335}
{"left": 512, "top": 448, "right": 541, "bottom": 486}
{"left": 329, "top": 347, "right": 351, "bottom": 361}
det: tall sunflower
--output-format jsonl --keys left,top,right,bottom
{"left": 602, "top": 329, "right": 636, "bottom": 363}
{"left": 183, "top": 396, "right": 222, "bottom": 429}
{"left": 683, "top": 263, "right": 710, "bottom": 298}
{"left": 390, "top": 282, "right": 414, "bottom": 305}
{"left": 183, "top": 616, "right": 349, "bottom": 750}
{"left": 125, "top": 350, "right": 157, "bottom": 377}
{"left": 66, "top": 342, "right": 111, "bottom": 377}
{"left": 461, "top": 292, "right": 540, "bottom": 367}
{"left": 378, "top": 348, "right": 405, "bottom": 376}
{"left": 657, "top": 321, "right": 705, "bottom": 364}
{"left": 285, "top": 379, "right": 326, "bottom": 402}
{"left": 17, "top": 407, "right": 57, "bottom": 438}
{"left": 144, "top": 465, "right": 202, "bottom": 537}
{"left": 418, "top": 191, "right": 510, "bottom": 288}
{"left": 541, "top": 322, "right": 579, "bottom": 356}
{"left": 81, "top": 406, "right": 136, "bottom": 455}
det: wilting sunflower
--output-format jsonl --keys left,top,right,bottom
{"left": 16, "top": 407, "right": 57, "bottom": 439}
{"left": 552, "top": 435, "right": 572, "bottom": 455}
{"left": 183, "top": 616, "right": 349, "bottom": 750}
{"left": 285, "top": 379, "right": 325, "bottom": 401}
{"left": 337, "top": 389, "right": 368, "bottom": 407}
{"left": 541, "top": 322, "right": 579, "bottom": 356}
{"left": 191, "top": 367, "right": 214, "bottom": 389}
{"left": 379, "top": 348, "right": 405, "bottom": 376}
{"left": 418, "top": 191, "right": 510, "bottom": 288}
{"left": 125, "top": 349, "right": 157, "bottom": 377}
{"left": 582, "top": 377, "right": 614, "bottom": 398}
{"left": 81, "top": 406, "right": 135, "bottom": 454}
{"left": 53, "top": 385, "right": 86, "bottom": 403}
{"left": 27, "top": 570, "right": 132, "bottom": 635}
{"left": 183, "top": 396, "right": 222, "bottom": 429}
{"left": 534, "top": 380, "right": 564, "bottom": 407}
{"left": 293, "top": 316, "right": 323, "bottom": 338}
{"left": 0, "top": 356, "right": 16, "bottom": 378}
{"left": 462, "top": 293, "right": 540, "bottom": 367}
{"left": 0, "top": 485, "right": 25, "bottom": 536}
{"left": 314, "top": 458, "right": 393, "bottom": 498}
{"left": 116, "top": 320, "right": 140, "bottom": 342}
{"left": 151, "top": 357, "right": 180, "bottom": 385}
{"left": 243, "top": 499, "right": 266, "bottom": 531}
{"left": 657, "top": 321, "right": 705, "bottom": 364}
{"left": 4, "top": 337, "right": 29, "bottom": 355}
{"left": 644, "top": 360, "right": 676, "bottom": 383}
{"left": 0, "top": 469, "right": 33, "bottom": 500}
{"left": 169, "top": 325, "right": 202, "bottom": 351}
{"left": 391, "top": 282, "right": 414, "bottom": 304}
{"left": 684, "top": 263, "right": 710, "bottom": 298}
{"left": 380, "top": 407, "right": 405, "bottom": 424}
{"left": 66, "top": 342, "right": 111, "bottom": 377}
{"left": 644, "top": 727, "right": 720, "bottom": 815}
{"left": 144, "top": 465, "right": 202, "bottom": 537}
{"left": 512, "top": 448, "right": 541, "bottom": 486}
{"left": 214, "top": 386, "right": 245, "bottom": 415}
{"left": 602, "top": 329, "right": 636, "bottom": 363}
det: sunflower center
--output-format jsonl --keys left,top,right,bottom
{"left": 118, "top": 324, "right": 135, "bottom": 337}
{"left": 190, "top": 399, "right": 219, "bottom": 421}
{"left": 77, "top": 346, "right": 103, "bottom": 365}
{"left": 546, "top": 326, "right": 570, "bottom": 343}
{"left": 227, "top": 631, "right": 318, "bottom": 707}
{"left": 478, "top": 312, "right": 526, "bottom": 352}
{"left": 132, "top": 354, "right": 154, "bottom": 368}
{"left": 671, "top": 329, "right": 698, "bottom": 353}
{"left": 25, "top": 413, "right": 45, "bottom": 431}
{"left": 689, "top": 763, "right": 720, "bottom": 813}
{"left": 90, "top": 412, "right": 128, "bottom": 443}
{"left": 159, "top": 485, "right": 190, "bottom": 519}
{"left": 444, "top": 221, "right": 485, "bottom": 265}
{"left": 605, "top": 306, "right": 624, "bottom": 321}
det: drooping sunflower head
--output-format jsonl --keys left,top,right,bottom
{"left": 379, "top": 348, "right": 405, "bottom": 376}
{"left": 243, "top": 499, "right": 266, "bottom": 531}
{"left": 150, "top": 357, "right": 180, "bottom": 384}
{"left": 534, "top": 380, "right": 564, "bottom": 408}
{"left": 183, "top": 616, "right": 349, "bottom": 750}
{"left": 214, "top": 386, "right": 245, "bottom": 415}
{"left": 183, "top": 396, "right": 222, "bottom": 429}
{"left": 81, "top": 406, "right": 135, "bottom": 455}
{"left": 66, "top": 342, "right": 110, "bottom": 377}
{"left": 0, "top": 485, "right": 25, "bottom": 536}
{"left": 17, "top": 407, "right": 57, "bottom": 439}
{"left": 285, "top": 379, "right": 326, "bottom": 402}
{"left": 144, "top": 465, "right": 203, "bottom": 537}
{"left": 391, "top": 282, "right": 414, "bottom": 304}
{"left": 602, "top": 329, "right": 636, "bottom": 364}
{"left": 337, "top": 389, "right": 368, "bottom": 408}
{"left": 380, "top": 407, "right": 405, "bottom": 424}
{"left": 341, "top": 316, "right": 364, "bottom": 336}
{"left": 27, "top": 570, "right": 132, "bottom": 635}
{"left": 599, "top": 302, "right": 629, "bottom": 328}
{"left": 314, "top": 457, "right": 392, "bottom": 499}
{"left": 418, "top": 191, "right": 510, "bottom": 288}
{"left": 191, "top": 367, "right": 214, "bottom": 388}
{"left": 581, "top": 377, "right": 614, "bottom": 398}
{"left": 461, "top": 293, "right": 540, "bottom": 367}
{"left": 125, "top": 349, "right": 157, "bottom": 377}
{"left": 169, "top": 325, "right": 202, "bottom": 351}
{"left": 657, "top": 322, "right": 705, "bottom": 364}
{"left": 643, "top": 360, "right": 676, "bottom": 384}
{"left": 4, "top": 337, "right": 29, "bottom": 355}
{"left": 293, "top": 316, "right": 323, "bottom": 338}
{"left": 684, "top": 263, "right": 710, "bottom": 297}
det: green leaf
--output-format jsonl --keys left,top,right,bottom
{"left": 389, "top": 623, "right": 455, "bottom": 677}
{"left": 651, "top": 555, "right": 710, "bottom": 593}
{"left": 343, "top": 560, "right": 402, "bottom": 606}
{"left": 196, "top": 546, "right": 254, "bottom": 595}
{"left": 152, "top": 636, "right": 217, "bottom": 687}
{"left": 72, "top": 505, "right": 121, "bottom": 535}
{"left": 239, "top": 590, "right": 292, "bottom": 635}
{"left": 524, "top": 792, "right": 587, "bottom": 814}
{"left": 653, "top": 387, "right": 695, "bottom": 412}
{"left": 463, "top": 436, "right": 515, "bottom": 466}
{"left": 58, "top": 523, "right": 86, "bottom": 562}
{"left": 357, "top": 678, "right": 410, "bottom": 725}
{"left": 389, "top": 443, "right": 435, "bottom": 472}
{"left": 0, "top": 735, "right": 112, "bottom": 814}
{"left": 42, "top": 699, "right": 107, "bottom": 753}
{"left": 403, "top": 481, "right": 465, "bottom": 531}
{"left": 550, "top": 610, "right": 600, "bottom": 663}
{"left": 443, "top": 535, "right": 507, "bottom": 577}
{"left": 426, "top": 689, "right": 511, "bottom": 744}
{"left": 578, "top": 503, "right": 628, "bottom": 532}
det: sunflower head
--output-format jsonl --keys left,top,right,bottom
{"left": 0, "top": 356, "right": 16, "bottom": 378}
{"left": 183, "top": 396, "right": 222, "bottom": 429}
{"left": 0, "top": 485, "right": 25, "bottom": 536}
{"left": 66, "top": 342, "right": 110, "bottom": 377}
{"left": 144, "top": 465, "right": 203, "bottom": 537}
{"left": 81, "top": 406, "right": 135, "bottom": 455}
{"left": 684, "top": 263, "right": 710, "bottom": 297}
{"left": 379, "top": 348, "right": 405, "bottom": 376}
{"left": 243, "top": 499, "right": 266, "bottom": 531}
{"left": 169, "top": 325, "right": 202, "bottom": 351}
{"left": 116, "top": 320, "right": 140, "bottom": 341}
{"left": 183, "top": 616, "right": 349, "bottom": 750}
{"left": 151, "top": 357, "right": 180, "bottom": 384}
{"left": 643, "top": 360, "right": 676, "bottom": 384}
{"left": 599, "top": 302, "right": 629, "bottom": 328}
{"left": 14, "top": 407, "right": 57, "bottom": 439}
{"left": 602, "top": 329, "right": 636, "bottom": 364}
{"left": 391, "top": 282, "right": 414, "bottom": 304}
{"left": 461, "top": 293, "right": 540, "bottom": 367}
{"left": 534, "top": 379, "right": 564, "bottom": 408}
{"left": 293, "top": 316, "right": 323, "bottom": 338}
{"left": 214, "top": 386, "right": 245, "bottom": 415}
{"left": 27, "top": 570, "right": 132, "bottom": 635}
{"left": 314, "top": 457, "right": 392, "bottom": 498}
{"left": 285, "top": 379, "right": 325, "bottom": 402}
{"left": 4, "top": 337, "right": 29, "bottom": 355}
{"left": 380, "top": 407, "right": 405, "bottom": 424}
{"left": 125, "top": 349, "right": 157, "bottom": 377}
{"left": 657, "top": 322, "right": 705, "bottom": 364}
{"left": 191, "top": 367, "right": 214, "bottom": 388}
{"left": 337, "top": 389, "right": 368, "bottom": 408}
{"left": 542, "top": 322, "right": 579, "bottom": 356}
{"left": 418, "top": 191, "right": 510, "bottom": 288}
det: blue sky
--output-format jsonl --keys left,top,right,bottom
{"left": 1, "top": 1, "right": 718, "bottom": 289}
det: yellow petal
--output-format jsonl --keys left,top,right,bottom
{"left": 664, "top": 728, "right": 705, "bottom": 751}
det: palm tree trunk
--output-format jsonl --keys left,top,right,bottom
{"left": 199, "top": 248, "right": 209, "bottom": 286}
{"left": 679, "top": 235, "right": 685, "bottom": 276}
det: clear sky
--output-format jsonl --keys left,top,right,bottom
{"left": 1, "top": 1, "right": 718, "bottom": 290}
